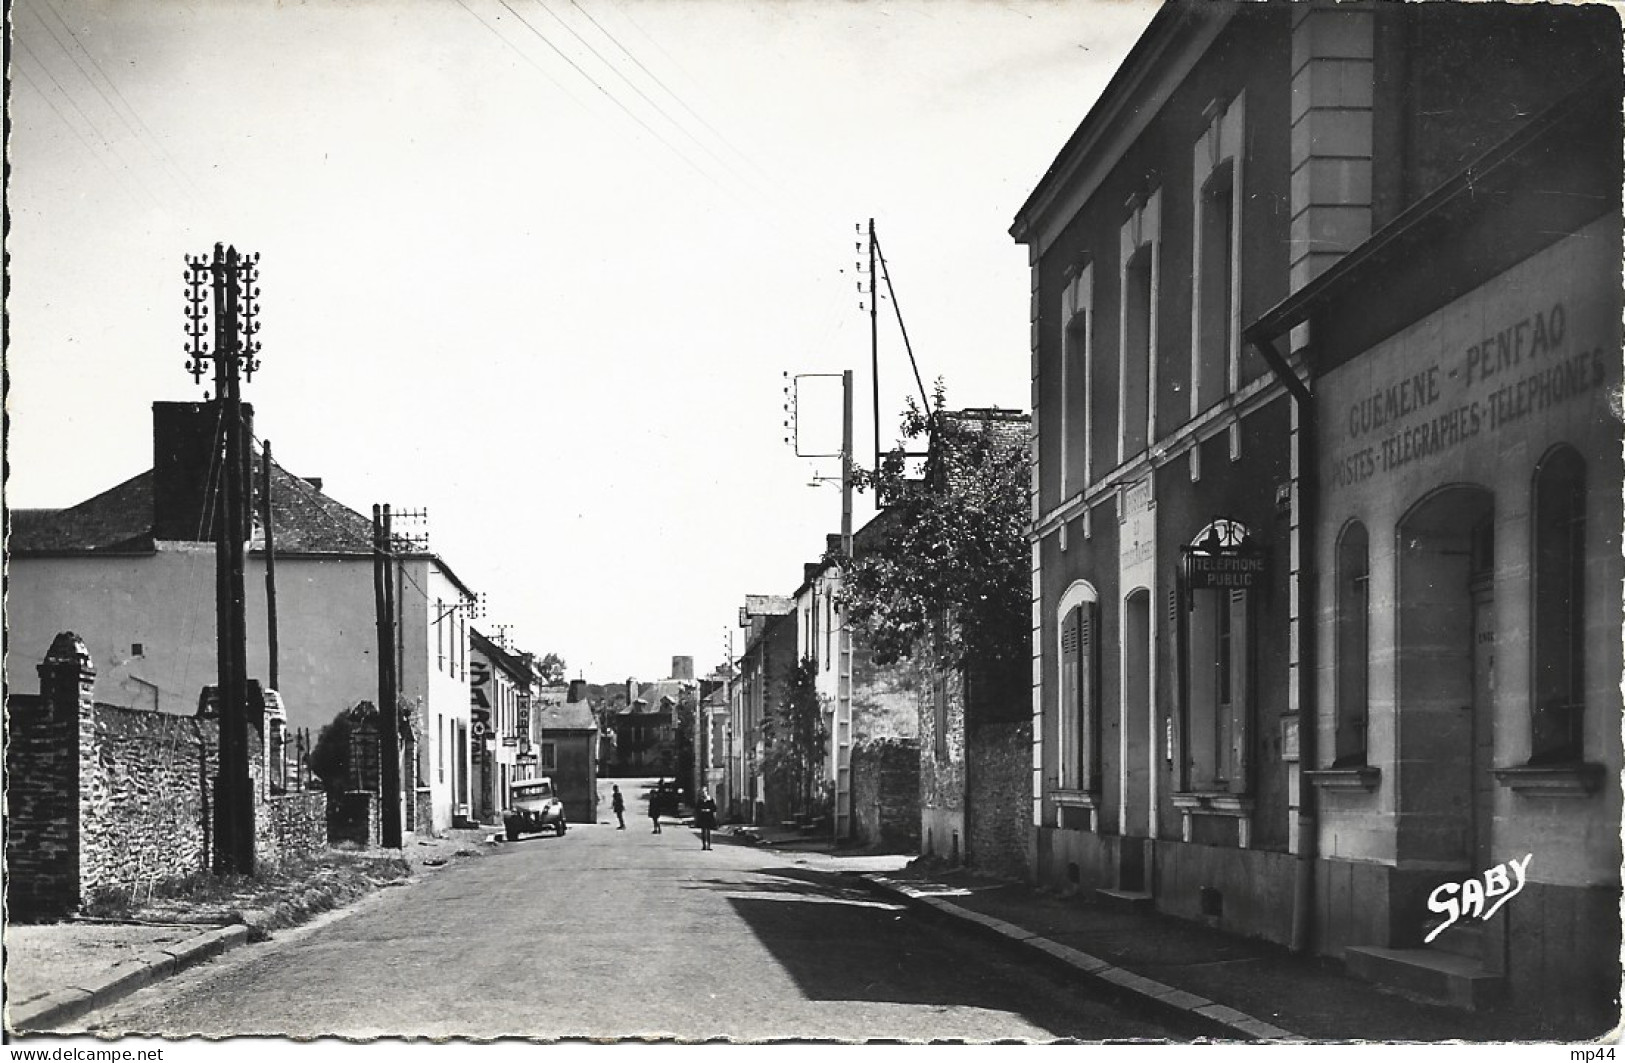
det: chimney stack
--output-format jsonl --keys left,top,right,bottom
{"left": 671, "top": 656, "right": 694, "bottom": 682}
{"left": 152, "top": 401, "right": 255, "bottom": 542}
{"left": 568, "top": 679, "right": 586, "bottom": 703}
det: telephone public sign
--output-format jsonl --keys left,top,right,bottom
{"left": 1186, "top": 551, "right": 1267, "bottom": 591}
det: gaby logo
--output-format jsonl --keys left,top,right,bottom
{"left": 1424, "top": 853, "right": 1532, "bottom": 943}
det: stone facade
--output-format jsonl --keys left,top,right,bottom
{"left": 967, "top": 719, "right": 1033, "bottom": 880}
{"left": 851, "top": 737, "right": 920, "bottom": 849}
{"left": 6, "top": 633, "right": 328, "bottom": 921}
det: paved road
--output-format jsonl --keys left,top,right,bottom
{"left": 79, "top": 781, "right": 1179, "bottom": 1042}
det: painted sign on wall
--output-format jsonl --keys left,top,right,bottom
{"left": 1323, "top": 221, "right": 1619, "bottom": 494}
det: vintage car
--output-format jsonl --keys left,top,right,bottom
{"left": 503, "top": 777, "right": 567, "bottom": 841}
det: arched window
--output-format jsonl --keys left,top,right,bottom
{"left": 1531, "top": 446, "right": 1586, "bottom": 763}
{"left": 1334, "top": 521, "right": 1370, "bottom": 766}
{"left": 1057, "top": 582, "right": 1101, "bottom": 791}
{"left": 1181, "top": 519, "right": 1255, "bottom": 793}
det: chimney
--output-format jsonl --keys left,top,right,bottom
{"left": 567, "top": 679, "right": 586, "bottom": 703}
{"left": 152, "top": 401, "right": 255, "bottom": 542}
{"left": 671, "top": 656, "right": 694, "bottom": 682}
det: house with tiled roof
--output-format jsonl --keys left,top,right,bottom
{"left": 7, "top": 401, "right": 479, "bottom": 835}
{"left": 529, "top": 681, "right": 600, "bottom": 824}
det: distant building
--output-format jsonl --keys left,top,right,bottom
{"left": 531, "top": 681, "right": 600, "bottom": 824}
{"left": 731, "top": 596, "right": 796, "bottom": 823}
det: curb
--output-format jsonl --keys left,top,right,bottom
{"left": 856, "top": 874, "right": 1305, "bottom": 1043}
{"left": 7, "top": 925, "right": 250, "bottom": 1034}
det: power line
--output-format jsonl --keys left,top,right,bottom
{"left": 453, "top": 0, "right": 596, "bottom": 115}
{"left": 573, "top": 0, "right": 775, "bottom": 186}
{"left": 530, "top": 0, "right": 763, "bottom": 197}
{"left": 31, "top": 0, "right": 206, "bottom": 204}
{"left": 491, "top": 0, "right": 733, "bottom": 197}
{"left": 12, "top": 36, "right": 161, "bottom": 212}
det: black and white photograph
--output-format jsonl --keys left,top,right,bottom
{"left": 4, "top": 0, "right": 1622, "bottom": 1052}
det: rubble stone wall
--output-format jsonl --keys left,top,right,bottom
{"left": 7, "top": 633, "right": 331, "bottom": 921}
{"left": 851, "top": 737, "right": 920, "bottom": 848}
{"left": 967, "top": 719, "right": 1032, "bottom": 880}
{"left": 79, "top": 703, "right": 221, "bottom": 899}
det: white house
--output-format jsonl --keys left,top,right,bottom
{"left": 8, "top": 400, "right": 478, "bottom": 834}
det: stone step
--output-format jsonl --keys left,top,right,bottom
{"left": 1095, "top": 888, "right": 1154, "bottom": 909}
{"left": 1344, "top": 945, "right": 1505, "bottom": 1011}
{"left": 1429, "top": 922, "right": 1486, "bottom": 961}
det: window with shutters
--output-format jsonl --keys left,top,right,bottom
{"left": 1061, "top": 264, "right": 1093, "bottom": 498}
{"left": 1119, "top": 191, "right": 1161, "bottom": 464}
{"left": 1179, "top": 521, "right": 1254, "bottom": 794}
{"left": 1530, "top": 445, "right": 1586, "bottom": 763}
{"left": 1334, "top": 521, "right": 1370, "bottom": 766}
{"left": 1190, "top": 93, "right": 1245, "bottom": 415}
{"left": 1057, "top": 583, "right": 1101, "bottom": 793}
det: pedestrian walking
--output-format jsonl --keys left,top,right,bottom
{"left": 611, "top": 785, "right": 625, "bottom": 829}
{"left": 695, "top": 788, "right": 718, "bottom": 850}
{"left": 650, "top": 778, "right": 664, "bottom": 833}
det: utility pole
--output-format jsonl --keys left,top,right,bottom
{"left": 869, "top": 219, "right": 879, "bottom": 475}
{"left": 373, "top": 505, "right": 404, "bottom": 847}
{"left": 835, "top": 370, "right": 854, "bottom": 843}
{"left": 262, "top": 441, "right": 280, "bottom": 692}
{"left": 185, "top": 243, "right": 260, "bottom": 877}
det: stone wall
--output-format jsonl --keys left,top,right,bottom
{"left": 7, "top": 633, "right": 330, "bottom": 921}
{"left": 967, "top": 719, "right": 1033, "bottom": 880}
{"left": 79, "top": 702, "right": 221, "bottom": 899}
{"left": 5, "top": 687, "right": 80, "bottom": 921}
{"left": 851, "top": 737, "right": 920, "bottom": 848}
{"left": 327, "top": 791, "right": 379, "bottom": 847}
{"left": 261, "top": 790, "right": 329, "bottom": 862}
{"left": 918, "top": 652, "right": 966, "bottom": 861}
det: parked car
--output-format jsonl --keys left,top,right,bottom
{"left": 504, "top": 777, "right": 567, "bottom": 841}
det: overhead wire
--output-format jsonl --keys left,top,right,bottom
{"left": 238, "top": 417, "right": 461, "bottom": 615}
{"left": 177, "top": 403, "right": 228, "bottom": 705}
{"left": 491, "top": 0, "right": 735, "bottom": 198}
{"left": 452, "top": 0, "right": 596, "bottom": 115}
{"left": 528, "top": 0, "right": 764, "bottom": 198}
{"left": 11, "top": 36, "right": 161, "bottom": 212}
{"left": 31, "top": 0, "right": 206, "bottom": 204}
{"left": 873, "top": 231, "right": 932, "bottom": 414}
{"left": 583, "top": 0, "right": 776, "bottom": 185}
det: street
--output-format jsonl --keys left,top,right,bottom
{"left": 76, "top": 779, "right": 1179, "bottom": 1042}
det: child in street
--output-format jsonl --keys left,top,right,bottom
{"left": 611, "top": 784, "right": 625, "bottom": 829}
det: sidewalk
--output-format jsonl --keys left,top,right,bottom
{"left": 4, "top": 829, "right": 492, "bottom": 1035}
{"left": 854, "top": 864, "right": 1609, "bottom": 1043}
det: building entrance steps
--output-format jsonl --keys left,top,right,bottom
{"left": 853, "top": 865, "right": 1603, "bottom": 1042}
{"left": 1343, "top": 946, "right": 1506, "bottom": 1012}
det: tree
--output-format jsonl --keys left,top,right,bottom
{"left": 534, "top": 653, "right": 567, "bottom": 685}
{"left": 309, "top": 698, "right": 416, "bottom": 795}
{"left": 760, "top": 656, "right": 828, "bottom": 818}
{"left": 835, "top": 385, "right": 1031, "bottom": 696}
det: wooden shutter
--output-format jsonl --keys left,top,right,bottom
{"left": 1228, "top": 588, "right": 1250, "bottom": 794}
{"left": 1059, "top": 607, "right": 1080, "bottom": 788}
{"left": 1080, "top": 603, "right": 1100, "bottom": 792}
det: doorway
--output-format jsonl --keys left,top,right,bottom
{"left": 1394, "top": 486, "right": 1495, "bottom": 869}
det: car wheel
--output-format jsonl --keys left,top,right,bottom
{"left": 506, "top": 826, "right": 520, "bottom": 842}
{"left": 557, "top": 817, "right": 568, "bottom": 835}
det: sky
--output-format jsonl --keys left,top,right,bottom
{"left": 6, "top": 0, "right": 1158, "bottom": 684}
